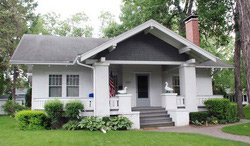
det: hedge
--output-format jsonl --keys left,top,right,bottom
{"left": 204, "top": 98, "right": 239, "bottom": 123}
{"left": 65, "top": 100, "right": 84, "bottom": 119}
{"left": 189, "top": 112, "right": 209, "bottom": 123}
{"left": 15, "top": 110, "right": 47, "bottom": 130}
{"left": 44, "top": 99, "right": 63, "bottom": 128}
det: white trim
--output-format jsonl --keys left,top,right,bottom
{"left": 105, "top": 60, "right": 185, "bottom": 65}
{"left": 10, "top": 61, "right": 73, "bottom": 65}
{"left": 196, "top": 66, "right": 234, "bottom": 69}
{"left": 79, "top": 19, "right": 216, "bottom": 62}
{"left": 179, "top": 47, "right": 191, "bottom": 54}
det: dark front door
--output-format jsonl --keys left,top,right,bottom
{"left": 136, "top": 74, "right": 150, "bottom": 107}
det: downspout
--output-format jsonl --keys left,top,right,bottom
{"left": 75, "top": 56, "right": 96, "bottom": 116}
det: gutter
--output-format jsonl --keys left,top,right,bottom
{"left": 75, "top": 56, "right": 96, "bottom": 116}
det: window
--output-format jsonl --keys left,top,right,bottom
{"left": 67, "top": 75, "right": 79, "bottom": 97}
{"left": 172, "top": 76, "right": 180, "bottom": 95}
{"left": 49, "top": 75, "right": 62, "bottom": 97}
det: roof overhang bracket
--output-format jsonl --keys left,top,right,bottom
{"left": 108, "top": 44, "right": 117, "bottom": 52}
{"left": 144, "top": 25, "right": 154, "bottom": 34}
{"left": 179, "top": 46, "right": 191, "bottom": 54}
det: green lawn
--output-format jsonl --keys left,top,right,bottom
{"left": 244, "top": 106, "right": 250, "bottom": 119}
{"left": 0, "top": 116, "right": 249, "bottom": 146}
{"left": 222, "top": 122, "right": 250, "bottom": 137}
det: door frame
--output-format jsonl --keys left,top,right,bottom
{"left": 134, "top": 72, "right": 151, "bottom": 107}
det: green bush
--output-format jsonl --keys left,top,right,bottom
{"left": 189, "top": 112, "right": 209, "bottom": 123}
{"left": 44, "top": 99, "right": 63, "bottom": 128}
{"left": 15, "top": 110, "right": 47, "bottom": 130}
{"left": 204, "top": 99, "right": 239, "bottom": 123}
{"left": 105, "top": 116, "right": 133, "bottom": 130}
{"left": 65, "top": 101, "right": 84, "bottom": 119}
{"left": 62, "top": 120, "right": 80, "bottom": 130}
{"left": 1, "top": 100, "right": 25, "bottom": 117}
{"left": 79, "top": 116, "right": 105, "bottom": 131}
{"left": 78, "top": 116, "right": 133, "bottom": 131}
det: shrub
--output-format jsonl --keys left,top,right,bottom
{"left": 192, "top": 120, "right": 204, "bottom": 126}
{"left": 44, "top": 99, "right": 63, "bottom": 128}
{"left": 204, "top": 99, "right": 239, "bottom": 123}
{"left": 105, "top": 116, "right": 133, "bottom": 130}
{"left": 65, "top": 101, "right": 84, "bottom": 119}
{"left": 189, "top": 112, "right": 209, "bottom": 123}
{"left": 15, "top": 110, "right": 47, "bottom": 130}
{"left": 79, "top": 116, "right": 105, "bottom": 131}
{"left": 1, "top": 100, "right": 25, "bottom": 117}
{"left": 62, "top": 120, "right": 80, "bottom": 130}
{"left": 207, "top": 116, "right": 218, "bottom": 124}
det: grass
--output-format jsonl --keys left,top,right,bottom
{"left": 0, "top": 116, "right": 249, "bottom": 146}
{"left": 222, "top": 122, "right": 250, "bottom": 136}
{"left": 243, "top": 106, "right": 250, "bottom": 119}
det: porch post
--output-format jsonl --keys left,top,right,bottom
{"left": 94, "top": 62, "right": 110, "bottom": 117}
{"left": 179, "top": 63, "right": 198, "bottom": 112}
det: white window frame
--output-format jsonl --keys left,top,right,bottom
{"left": 49, "top": 74, "right": 63, "bottom": 97}
{"left": 66, "top": 75, "right": 80, "bottom": 97}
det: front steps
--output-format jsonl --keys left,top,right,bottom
{"left": 132, "top": 106, "right": 174, "bottom": 128}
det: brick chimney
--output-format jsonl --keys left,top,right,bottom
{"left": 184, "top": 15, "right": 200, "bottom": 46}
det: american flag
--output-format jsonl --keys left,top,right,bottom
{"left": 109, "top": 71, "right": 116, "bottom": 97}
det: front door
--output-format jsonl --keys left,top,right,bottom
{"left": 136, "top": 74, "right": 150, "bottom": 107}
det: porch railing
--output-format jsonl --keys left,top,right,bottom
{"left": 176, "top": 96, "right": 185, "bottom": 108}
{"left": 197, "top": 95, "right": 223, "bottom": 107}
{"left": 109, "top": 97, "right": 119, "bottom": 110}
{"left": 32, "top": 97, "right": 94, "bottom": 110}
{"left": 32, "top": 97, "right": 121, "bottom": 111}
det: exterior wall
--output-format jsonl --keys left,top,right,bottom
{"left": 0, "top": 98, "right": 25, "bottom": 115}
{"left": 122, "top": 65, "right": 162, "bottom": 107}
{"left": 32, "top": 65, "right": 93, "bottom": 99}
{"left": 196, "top": 68, "right": 213, "bottom": 95}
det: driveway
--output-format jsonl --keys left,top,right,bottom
{"left": 148, "top": 119, "right": 250, "bottom": 144}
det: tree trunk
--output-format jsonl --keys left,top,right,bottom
{"left": 12, "top": 65, "right": 18, "bottom": 101}
{"left": 237, "top": 0, "right": 250, "bottom": 104}
{"left": 234, "top": 2, "right": 244, "bottom": 118}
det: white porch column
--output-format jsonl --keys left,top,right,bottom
{"left": 94, "top": 62, "right": 110, "bottom": 117}
{"left": 179, "top": 64, "right": 198, "bottom": 112}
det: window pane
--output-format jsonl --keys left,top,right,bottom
{"left": 49, "top": 87, "right": 62, "bottom": 97}
{"left": 67, "top": 86, "right": 79, "bottom": 97}
{"left": 67, "top": 75, "right": 79, "bottom": 97}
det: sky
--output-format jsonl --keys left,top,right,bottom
{"left": 35, "top": 0, "right": 122, "bottom": 37}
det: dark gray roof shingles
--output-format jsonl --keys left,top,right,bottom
{"left": 10, "top": 34, "right": 110, "bottom": 64}
{"left": 197, "top": 58, "right": 234, "bottom": 68}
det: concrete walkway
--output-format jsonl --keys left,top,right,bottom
{"left": 148, "top": 119, "right": 250, "bottom": 144}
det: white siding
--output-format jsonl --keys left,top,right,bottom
{"left": 122, "top": 65, "right": 162, "bottom": 107}
{"left": 196, "top": 68, "right": 213, "bottom": 95}
{"left": 32, "top": 65, "right": 93, "bottom": 99}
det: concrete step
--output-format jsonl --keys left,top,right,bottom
{"left": 140, "top": 113, "right": 170, "bottom": 118}
{"left": 132, "top": 106, "right": 164, "bottom": 111}
{"left": 139, "top": 110, "right": 167, "bottom": 114}
{"left": 140, "top": 116, "right": 172, "bottom": 121}
{"left": 141, "top": 121, "right": 175, "bottom": 128}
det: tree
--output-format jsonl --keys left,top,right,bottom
{"left": 30, "top": 12, "right": 93, "bottom": 37}
{"left": 237, "top": 0, "right": 250, "bottom": 104}
{"left": 98, "top": 11, "right": 116, "bottom": 37}
{"left": 0, "top": 0, "right": 37, "bottom": 100}
{"left": 234, "top": 2, "right": 244, "bottom": 117}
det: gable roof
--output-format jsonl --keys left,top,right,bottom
{"left": 10, "top": 34, "right": 110, "bottom": 64}
{"left": 80, "top": 19, "right": 217, "bottom": 62}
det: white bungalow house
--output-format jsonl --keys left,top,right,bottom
{"left": 10, "top": 16, "right": 233, "bottom": 129}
